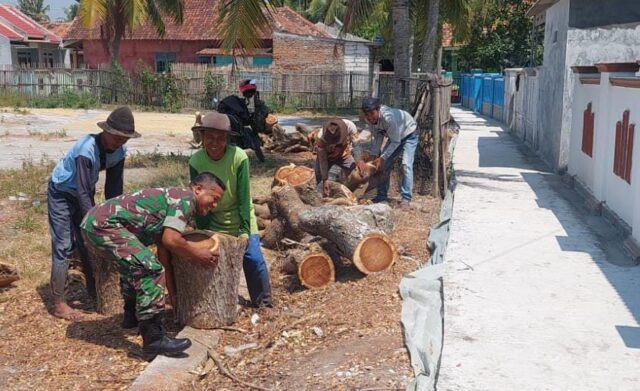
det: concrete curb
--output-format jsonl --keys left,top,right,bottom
{"left": 128, "top": 327, "right": 220, "bottom": 391}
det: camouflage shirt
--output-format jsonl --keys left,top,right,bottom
{"left": 80, "top": 187, "right": 195, "bottom": 246}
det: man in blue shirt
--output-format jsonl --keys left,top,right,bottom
{"left": 356, "top": 97, "right": 418, "bottom": 209}
{"left": 47, "top": 106, "right": 140, "bottom": 321}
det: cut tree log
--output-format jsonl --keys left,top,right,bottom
{"left": 261, "top": 217, "right": 286, "bottom": 250}
{"left": 254, "top": 203, "right": 271, "bottom": 220}
{"left": 173, "top": 231, "right": 246, "bottom": 328}
{"left": 273, "top": 164, "right": 296, "bottom": 186}
{"left": 267, "top": 124, "right": 312, "bottom": 153}
{"left": 271, "top": 185, "right": 309, "bottom": 240}
{"left": 0, "top": 261, "right": 19, "bottom": 288}
{"left": 322, "top": 181, "right": 357, "bottom": 205}
{"left": 345, "top": 162, "right": 378, "bottom": 191}
{"left": 252, "top": 195, "right": 271, "bottom": 205}
{"left": 298, "top": 204, "right": 397, "bottom": 274}
{"left": 272, "top": 164, "right": 319, "bottom": 206}
{"left": 82, "top": 235, "right": 124, "bottom": 316}
{"left": 280, "top": 241, "right": 335, "bottom": 289}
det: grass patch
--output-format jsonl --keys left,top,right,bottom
{"left": 0, "top": 90, "right": 29, "bottom": 107}
{"left": 0, "top": 159, "right": 54, "bottom": 198}
{"left": 125, "top": 150, "right": 190, "bottom": 169}
{"left": 27, "top": 89, "right": 100, "bottom": 109}
{"left": 28, "top": 128, "right": 68, "bottom": 141}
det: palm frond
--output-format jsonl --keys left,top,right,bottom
{"left": 342, "top": 0, "right": 374, "bottom": 32}
{"left": 219, "top": 0, "right": 274, "bottom": 51}
{"left": 78, "top": 0, "right": 108, "bottom": 30}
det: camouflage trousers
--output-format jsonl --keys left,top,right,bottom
{"left": 81, "top": 226, "right": 165, "bottom": 321}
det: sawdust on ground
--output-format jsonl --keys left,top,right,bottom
{"left": 0, "top": 109, "right": 441, "bottom": 390}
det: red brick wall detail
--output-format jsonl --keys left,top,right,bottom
{"left": 581, "top": 102, "right": 595, "bottom": 157}
{"left": 272, "top": 34, "right": 344, "bottom": 73}
{"left": 613, "top": 110, "right": 635, "bottom": 184}
{"left": 82, "top": 39, "right": 215, "bottom": 72}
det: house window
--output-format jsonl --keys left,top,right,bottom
{"left": 155, "top": 52, "right": 176, "bottom": 73}
{"left": 214, "top": 56, "right": 234, "bottom": 66}
{"left": 198, "top": 56, "right": 212, "bottom": 65}
{"left": 581, "top": 102, "right": 594, "bottom": 157}
{"left": 613, "top": 110, "right": 635, "bottom": 184}
{"left": 43, "top": 52, "right": 54, "bottom": 68}
{"left": 252, "top": 56, "right": 272, "bottom": 67}
{"left": 17, "top": 50, "right": 34, "bottom": 67}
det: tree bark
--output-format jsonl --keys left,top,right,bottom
{"left": 280, "top": 242, "right": 335, "bottom": 289}
{"left": 0, "top": 261, "right": 19, "bottom": 288}
{"left": 421, "top": 0, "right": 441, "bottom": 72}
{"left": 173, "top": 231, "right": 246, "bottom": 329}
{"left": 298, "top": 204, "right": 398, "bottom": 274}
{"left": 254, "top": 203, "right": 271, "bottom": 220}
{"left": 89, "top": 252, "right": 122, "bottom": 316}
{"left": 322, "top": 181, "right": 357, "bottom": 204}
{"left": 272, "top": 185, "right": 310, "bottom": 240}
{"left": 392, "top": 0, "right": 411, "bottom": 110}
{"left": 261, "top": 217, "right": 286, "bottom": 250}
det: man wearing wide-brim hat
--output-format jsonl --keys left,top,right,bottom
{"left": 47, "top": 106, "right": 139, "bottom": 321}
{"left": 187, "top": 111, "right": 273, "bottom": 309}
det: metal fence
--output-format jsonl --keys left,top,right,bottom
{"left": 0, "top": 65, "right": 433, "bottom": 111}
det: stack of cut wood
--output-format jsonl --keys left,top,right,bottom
{"left": 259, "top": 122, "right": 320, "bottom": 154}
{"left": 255, "top": 163, "right": 398, "bottom": 290}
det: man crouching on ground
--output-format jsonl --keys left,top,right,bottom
{"left": 80, "top": 173, "right": 225, "bottom": 359}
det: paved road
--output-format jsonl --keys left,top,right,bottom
{"left": 439, "top": 107, "right": 640, "bottom": 390}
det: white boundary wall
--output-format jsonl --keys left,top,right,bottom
{"left": 568, "top": 66, "right": 640, "bottom": 241}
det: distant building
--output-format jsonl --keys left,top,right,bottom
{"left": 0, "top": 4, "right": 67, "bottom": 68}
{"left": 64, "top": 0, "right": 370, "bottom": 74}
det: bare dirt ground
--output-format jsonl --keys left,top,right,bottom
{"left": 0, "top": 108, "right": 440, "bottom": 390}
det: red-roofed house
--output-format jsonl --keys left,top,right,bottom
{"left": 0, "top": 4, "right": 67, "bottom": 68}
{"left": 64, "top": 0, "right": 371, "bottom": 73}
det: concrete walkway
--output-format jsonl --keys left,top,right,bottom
{"left": 439, "top": 107, "right": 640, "bottom": 390}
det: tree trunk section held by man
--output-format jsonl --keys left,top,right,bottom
{"left": 173, "top": 231, "right": 246, "bottom": 329}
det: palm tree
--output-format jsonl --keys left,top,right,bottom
{"left": 218, "top": 0, "right": 283, "bottom": 53}
{"left": 65, "top": 2, "right": 80, "bottom": 22}
{"left": 17, "top": 0, "right": 50, "bottom": 22}
{"left": 305, "top": 0, "right": 345, "bottom": 24}
{"left": 78, "top": 0, "right": 185, "bottom": 65}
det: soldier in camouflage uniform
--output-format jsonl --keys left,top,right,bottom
{"left": 80, "top": 172, "right": 225, "bottom": 359}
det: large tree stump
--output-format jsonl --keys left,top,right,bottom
{"left": 173, "top": 231, "right": 246, "bottom": 328}
{"left": 298, "top": 204, "right": 398, "bottom": 274}
{"left": 0, "top": 261, "right": 19, "bottom": 288}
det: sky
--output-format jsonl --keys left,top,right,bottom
{"left": 4, "top": 0, "right": 77, "bottom": 22}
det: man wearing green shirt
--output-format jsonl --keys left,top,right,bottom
{"left": 189, "top": 111, "right": 273, "bottom": 308}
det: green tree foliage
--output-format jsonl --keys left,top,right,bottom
{"left": 79, "top": 0, "right": 184, "bottom": 65}
{"left": 64, "top": 2, "right": 79, "bottom": 21}
{"left": 17, "top": 0, "right": 50, "bottom": 22}
{"left": 458, "top": 0, "right": 540, "bottom": 72}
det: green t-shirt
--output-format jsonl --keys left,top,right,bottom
{"left": 189, "top": 146, "right": 258, "bottom": 238}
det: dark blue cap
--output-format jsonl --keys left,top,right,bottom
{"left": 361, "top": 97, "right": 381, "bottom": 112}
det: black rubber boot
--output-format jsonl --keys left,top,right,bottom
{"left": 139, "top": 314, "right": 191, "bottom": 360}
{"left": 121, "top": 299, "right": 138, "bottom": 329}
